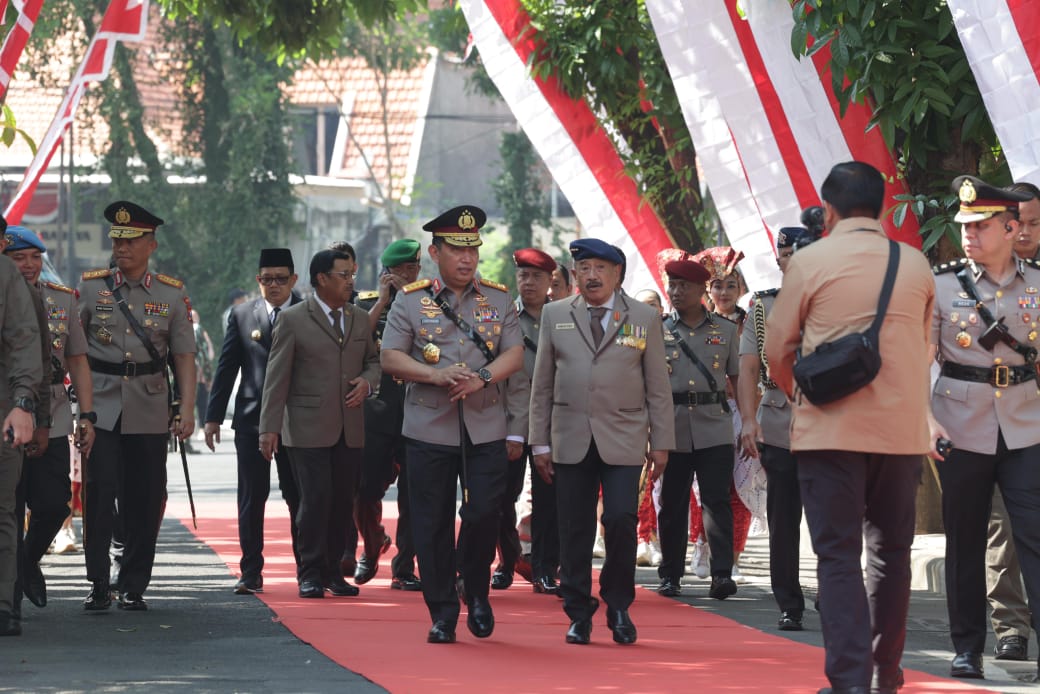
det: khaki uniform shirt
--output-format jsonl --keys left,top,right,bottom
{"left": 739, "top": 290, "right": 791, "bottom": 449}
{"left": 78, "top": 268, "right": 196, "bottom": 434}
{"left": 0, "top": 256, "right": 43, "bottom": 412}
{"left": 41, "top": 281, "right": 88, "bottom": 436}
{"left": 380, "top": 274, "right": 522, "bottom": 447}
{"left": 503, "top": 298, "right": 539, "bottom": 441}
{"left": 764, "top": 217, "right": 934, "bottom": 455}
{"left": 28, "top": 284, "right": 52, "bottom": 425}
{"left": 665, "top": 311, "right": 739, "bottom": 451}
{"left": 931, "top": 256, "right": 1040, "bottom": 454}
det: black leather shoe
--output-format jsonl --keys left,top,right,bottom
{"left": 0, "top": 611, "right": 21, "bottom": 636}
{"left": 234, "top": 577, "right": 263, "bottom": 595}
{"left": 950, "top": 652, "right": 983, "bottom": 679}
{"left": 391, "top": 574, "right": 422, "bottom": 591}
{"left": 994, "top": 634, "right": 1028, "bottom": 661}
{"left": 466, "top": 596, "right": 495, "bottom": 638}
{"left": 532, "top": 576, "right": 559, "bottom": 595}
{"left": 657, "top": 578, "right": 682, "bottom": 597}
{"left": 709, "top": 575, "right": 737, "bottom": 600}
{"left": 298, "top": 580, "right": 325, "bottom": 599}
{"left": 84, "top": 581, "right": 112, "bottom": 611}
{"left": 118, "top": 592, "right": 148, "bottom": 611}
{"left": 326, "top": 578, "right": 360, "bottom": 597}
{"left": 606, "top": 608, "right": 637, "bottom": 645}
{"left": 427, "top": 620, "right": 456, "bottom": 644}
{"left": 778, "top": 611, "right": 803, "bottom": 631}
{"left": 565, "top": 619, "right": 592, "bottom": 644}
{"left": 23, "top": 561, "right": 47, "bottom": 608}
{"left": 354, "top": 555, "right": 378, "bottom": 585}
{"left": 490, "top": 566, "right": 513, "bottom": 590}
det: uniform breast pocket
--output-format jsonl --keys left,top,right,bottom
{"left": 934, "top": 376, "right": 969, "bottom": 403}
{"left": 409, "top": 387, "right": 439, "bottom": 409}
{"left": 144, "top": 374, "right": 167, "bottom": 395}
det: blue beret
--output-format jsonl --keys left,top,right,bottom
{"left": 3, "top": 225, "right": 47, "bottom": 253}
{"left": 569, "top": 238, "right": 623, "bottom": 264}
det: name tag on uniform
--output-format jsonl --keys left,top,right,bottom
{"left": 420, "top": 318, "right": 441, "bottom": 325}
{"left": 952, "top": 299, "right": 974, "bottom": 308}
{"left": 555, "top": 322, "right": 575, "bottom": 330}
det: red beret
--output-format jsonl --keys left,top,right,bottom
{"left": 513, "top": 247, "right": 556, "bottom": 273}
{"left": 664, "top": 259, "right": 710, "bottom": 284}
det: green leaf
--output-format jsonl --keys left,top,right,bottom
{"left": 893, "top": 202, "right": 908, "bottom": 228}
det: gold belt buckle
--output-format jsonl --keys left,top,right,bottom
{"left": 992, "top": 365, "right": 1010, "bottom": 388}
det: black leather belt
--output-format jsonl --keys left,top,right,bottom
{"left": 941, "top": 361, "right": 1037, "bottom": 388}
{"left": 672, "top": 391, "right": 726, "bottom": 406}
{"left": 88, "top": 356, "right": 163, "bottom": 377}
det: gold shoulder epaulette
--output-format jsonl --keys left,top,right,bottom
{"left": 357, "top": 290, "right": 380, "bottom": 301}
{"left": 932, "top": 257, "right": 968, "bottom": 275}
{"left": 43, "top": 281, "right": 74, "bottom": 294}
{"left": 479, "top": 277, "right": 508, "bottom": 292}
{"left": 156, "top": 273, "right": 184, "bottom": 289}
{"left": 711, "top": 311, "right": 737, "bottom": 326}
{"left": 402, "top": 279, "right": 432, "bottom": 294}
{"left": 81, "top": 268, "right": 111, "bottom": 281}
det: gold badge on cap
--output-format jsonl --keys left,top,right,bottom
{"left": 959, "top": 178, "right": 977, "bottom": 204}
{"left": 251, "top": 329, "right": 262, "bottom": 341}
{"left": 423, "top": 342, "right": 440, "bottom": 364}
{"left": 956, "top": 331, "right": 972, "bottom": 348}
{"left": 458, "top": 209, "right": 476, "bottom": 230}
{"left": 115, "top": 207, "right": 131, "bottom": 225}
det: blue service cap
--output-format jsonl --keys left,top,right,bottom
{"left": 776, "top": 226, "right": 810, "bottom": 249}
{"left": 3, "top": 225, "right": 47, "bottom": 253}
{"left": 569, "top": 238, "right": 623, "bottom": 264}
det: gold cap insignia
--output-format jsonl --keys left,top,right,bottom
{"left": 458, "top": 210, "right": 476, "bottom": 230}
{"left": 115, "top": 207, "right": 131, "bottom": 225}
{"left": 959, "top": 178, "right": 977, "bottom": 204}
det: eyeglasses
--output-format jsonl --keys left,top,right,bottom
{"left": 326, "top": 271, "right": 357, "bottom": 280}
{"left": 257, "top": 275, "right": 291, "bottom": 286}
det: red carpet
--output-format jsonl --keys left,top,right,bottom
{"left": 181, "top": 503, "right": 999, "bottom": 694}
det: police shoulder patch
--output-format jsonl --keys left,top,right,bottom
{"left": 478, "top": 278, "right": 508, "bottom": 292}
{"left": 932, "top": 257, "right": 969, "bottom": 275}
{"left": 43, "top": 281, "right": 75, "bottom": 294}
{"left": 156, "top": 273, "right": 184, "bottom": 289}
{"left": 81, "top": 268, "right": 111, "bottom": 281}
{"left": 357, "top": 290, "right": 380, "bottom": 301}
{"left": 402, "top": 279, "right": 432, "bottom": 294}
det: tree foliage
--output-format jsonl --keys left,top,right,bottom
{"left": 791, "top": 0, "right": 1005, "bottom": 253}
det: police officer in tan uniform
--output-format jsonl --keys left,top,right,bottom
{"left": 4, "top": 227, "right": 95, "bottom": 614}
{"left": 78, "top": 201, "right": 196, "bottom": 612}
{"left": 656, "top": 259, "right": 741, "bottom": 601}
{"left": 929, "top": 176, "right": 1040, "bottom": 680}
{"left": 0, "top": 216, "right": 44, "bottom": 637}
{"left": 737, "top": 226, "right": 808, "bottom": 631}
{"left": 380, "top": 205, "right": 524, "bottom": 644}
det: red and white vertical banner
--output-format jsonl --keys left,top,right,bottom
{"left": 948, "top": 0, "right": 1040, "bottom": 185}
{"left": 458, "top": 0, "right": 675, "bottom": 296}
{"left": 0, "top": 0, "right": 45, "bottom": 99}
{"left": 3, "top": 0, "right": 149, "bottom": 225}
{"left": 646, "top": 0, "right": 919, "bottom": 290}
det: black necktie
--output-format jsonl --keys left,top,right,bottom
{"left": 271, "top": 306, "right": 280, "bottom": 325}
{"left": 589, "top": 306, "right": 607, "bottom": 347}
{"left": 329, "top": 308, "right": 344, "bottom": 341}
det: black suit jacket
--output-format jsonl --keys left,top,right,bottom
{"left": 205, "top": 295, "right": 301, "bottom": 435}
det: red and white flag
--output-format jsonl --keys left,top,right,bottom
{"left": 0, "top": 0, "right": 45, "bottom": 99}
{"left": 458, "top": 0, "right": 674, "bottom": 296}
{"left": 4, "top": 0, "right": 150, "bottom": 225}
{"left": 647, "top": 0, "right": 920, "bottom": 290}
{"left": 948, "top": 0, "right": 1040, "bottom": 185}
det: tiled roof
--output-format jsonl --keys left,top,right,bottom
{"left": 287, "top": 56, "right": 431, "bottom": 200}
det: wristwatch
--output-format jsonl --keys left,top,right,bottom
{"left": 476, "top": 368, "right": 493, "bottom": 387}
{"left": 13, "top": 396, "right": 35, "bottom": 414}
{"left": 79, "top": 411, "right": 98, "bottom": 424}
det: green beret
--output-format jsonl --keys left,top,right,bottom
{"left": 381, "top": 239, "right": 421, "bottom": 267}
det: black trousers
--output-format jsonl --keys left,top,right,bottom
{"left": 760, "top": 444, "right": 805, "bottom": 615}
{"left": 13, "top": 436, "right": 72, "bottom": 611}
{"left": 555, "top": 440, "right": 642, "bottom": 622}
{"left": 529, "top": 450, "right": 559, "bottom": 580}
{"left": 286, "top": 436, "right": 360, "bottom": 586}
{"left": 494, "top": 448, "right": 527, "bottom": 572}
{"left": 936, "top": 435, "right": 1040, "bottom": 655}
{"left": 85, "top": 427, "right": 168, "bottom": 594}
{"left": 348, "top": 426, "right": 416, "bottom": 577}
{"left": 657, "top": 444, "right": 734, "bottom": 582}
{"left": 799, "top": 450, "right": 921, "bottom": 690}
{"left": 406, "top": 436, "right": 507, "bottom": 625}
{"left": 235, "top": 430, "right": 300, "bottom": 582}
